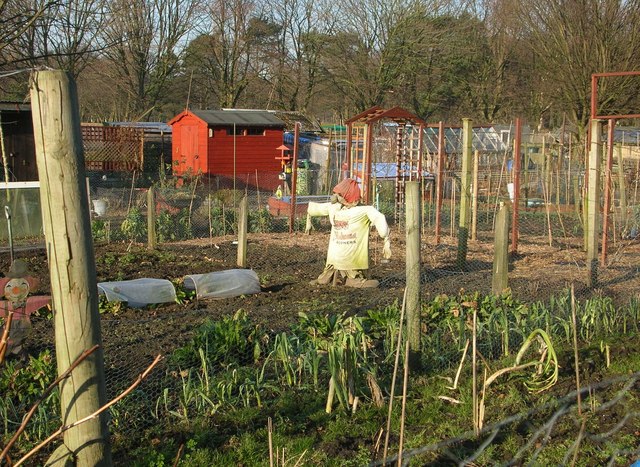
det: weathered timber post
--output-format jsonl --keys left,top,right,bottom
{"left": 289, "top": 122, "right": 300, "bottom": 233}
{"left": 405, "top": 181, "right": 421, "bottom": 369}
{"left": 601, "top": 120, "right": 614, "bottom": 266}
{"left": 456, "top": 118, "right": 472, "bottom": 267}
{"left": 30, "top": 70, "right": 112, "bottom": 465}
{"left": 617, "top": 144, "right": 627, "bottom": 231}
{"left": 147, "top": 186, "right": 156, "bottom": 250}
{"left": 587, "top": 119, "right": 603, "bottom": 287}
{"left": 237, "top": 195, "right": 248, "bottom": 267}
{"left": 511, "top": 118, "right": 522, "bottom": 254}
{"left": 492, "top": 202, "right": 509, "bottom": 295}
{"left": 471, "top": 150, "right": 479, "bottom": 241}
{"left": 434, "top": 121, "right": 445, "bottom": 245}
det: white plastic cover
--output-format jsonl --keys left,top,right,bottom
{"left": 97, "top": 278, "right": 177, "bottom": 307}
{"left": 183, "top": 269, "right": 261, "bottom": 299}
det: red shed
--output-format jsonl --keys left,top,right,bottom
{"left": 168, "top": 109, "right": 285, "bottom": 190}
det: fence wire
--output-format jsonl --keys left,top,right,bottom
{"left": 1, "top": 166, "right": 640, "bottom": 465}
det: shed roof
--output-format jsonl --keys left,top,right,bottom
{"left": 184, "top": 109, "right": 285, "bottom": 127}
{"left": 345, "top": 106, "right": 426, "bottom": 126}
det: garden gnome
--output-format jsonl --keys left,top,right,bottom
{"left": 307, "top": 178, "right": 391, "bottom": 288}
{"left": 0, "top": 260, "right": 36, "bottom": 358}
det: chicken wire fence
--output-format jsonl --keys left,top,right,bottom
{"left": 76, "top": 165, "right": 637, "bottom": 240}
{"left": 2, "top": 165, "right": 640, "bottom": 464}
{"left": 12, "top": 301, "right": 640, "bottom": 465}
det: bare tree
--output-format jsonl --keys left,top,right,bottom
{"left": 0, "top": 0, "right": 59, "bottom": 96}
{"left": 98, "top": 0, "right": 203, "bottom": 120}
{"left": 320, "top": 0, "right": 415, "bottom": 113}
{"left": 464, "top": 0, "right": 526, "bottom": 122}
{"left": 260, "top": 0, "right": 333, "bottom": 112}
{"left": 183, "top": 0, "right": 261, "bottom": 109}
{"left": 7, "top": 0, "right": 106, "bottom": 78}
{"left": 0, "top": 0, "right": 59, "bottom": 63}
{"left": 517, "top": 0, "right": 640, "bottom": 136}
{"left": 317, "top": 0, "right": 471, "bottom": 117}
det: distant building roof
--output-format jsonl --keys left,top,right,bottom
{"left": 356, "top": 162, "right": 433, "bottom": 180}
{"left": 612, "top": 126, "right": 640, "bottom": 144}
{"left": 104, "top": 121, "right": 172, "bottom": 134}
{"left": 0, "top": 102, "right": 30, "bottom": 112}
{"left": 283, "top": 131, "right": 322, "bottom": 145}
{"left": 189, "top": 109, "right": 285, "bottom": 127}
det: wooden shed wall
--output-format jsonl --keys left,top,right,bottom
{"left": 0, "top": 111, "right": 37, "bottom": 181}
{"left": 208, "top": 128, "right": 282, "bottom": 175}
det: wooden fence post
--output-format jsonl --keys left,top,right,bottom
{"left": 617, "top": 144, "right": 627, "bottom": 231}
{"left": 405, "top": 181, "right": 421, "bottom": 369}
{"left": 237, "top": 195, "right": 248, "bottom": 267}
{"left": 511, "top": 118, "right": 522, "bottom": 253}
{"left": 30, "top": 70, "right": 112, "bottom": 466}
{"left": 492, "top": 202, "right": 509, "bottom": 295}
{"left": 471, "top": 150, "right": 479, "bottom": 241}
{"left": 457, "top": 118, "right": 472, "bottom": 268}
{"left": 434, "top": 121, "right": 445, "bottom": 245}
{"left": 147, "top": 186, "right": 156, "bottom": 250}
{"left": 587, "top": 119, "right": 603, "bottom": 287}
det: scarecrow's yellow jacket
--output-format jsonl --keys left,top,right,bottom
{"left": 308, "top": 202, "right": 389, "bottom": 271}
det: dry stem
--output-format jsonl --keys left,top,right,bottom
{"left": 14, "top": 354, "right": 162, "bottom": 467}
{"left": 0, "top": 344, "right": 100, "bottom": 462}
{"left": 0, "top": 308, "right": 14, "bottom": 364}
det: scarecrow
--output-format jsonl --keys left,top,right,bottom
{"left": 308, "top": 178, "right": 391, "bottom": 288}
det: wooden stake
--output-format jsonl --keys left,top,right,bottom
{"left": 472, "top": 305, "right": 478, "bottom": 436}
{"left": 571, "top": 284, "right": 582, "bottom": 415}
{"left": 492, "top": 203, "right": 509, "bottom": 295}
{"left": 147, "top": 186, "right": 156, "bottom": 250}
{"left": 268, "top": 417, "right": 274, "bottom": 467}
{"left": 397, "top": 328, "right": 411, "bottom": 467}
{"left": 383, "top": 288, "right": 408, "bottom": 463}
{"left": 616, "top": 145, "right": 627, "bottom": 232}
{"left": 405, "top": 181, "right": 421, "bottom": 368}
{"left": 586, "top": 120, "right": 603, "bottom": 287}
{"left": 471, "top": 150, "right": 479, "bottom": 241}
{"left": 457, "top": 118, "right": 472, "bottom": 267}
{"left": 237, "top": 195, "right": 248, "bottom": 267}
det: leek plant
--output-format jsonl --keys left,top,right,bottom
{"left": 478, "top": 329, "right": 559, "bottom": 430}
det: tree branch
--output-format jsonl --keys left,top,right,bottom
{"left": 13, "top": 354, "right": 163, "bottom": 467}
{"left": 0, "top": 344, "right": 100, "bottom": 462}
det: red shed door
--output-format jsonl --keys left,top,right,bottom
{"left": 180, "top": 125, "right": 202, "bottom": 173}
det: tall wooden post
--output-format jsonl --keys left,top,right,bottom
{"left": 289, "top": 122, "right": 300, "bottom": 233}
{"left": 471, "top": 150, "right": 479, "bottom": 241}
{"left": 511, "top": 118, "right": 522, "bottom": 254}
{"left": 457, "top": 118, "right": 472, "bottom": 267}
{"left": 405, "top": 181, "right": 421, "bottom": 369}
{"left": 492, "top": 203, "right": 509, "bottom": 295}
{"left": 601, "top": 120, "right": 614, "bottom": 266}
{"left": 587, "top": 120, "right": 603, "bottom": 287}
{"left": 30, "top": 70, "right": 112, "bottom": 465}
{"left": 434, "top": 121, "right": 445, "bottom": 245}
{"left": 617, "top": 144, "right": 627, "bottom": 231}
{"left": 237, "top": 195, "right": 248, "bottom": 267}
{"left": 147, "top": 186, "right": 156, "bottom": 250}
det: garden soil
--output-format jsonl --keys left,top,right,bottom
{"left": 4, "top": 232, "right": 640, "bottom": 376}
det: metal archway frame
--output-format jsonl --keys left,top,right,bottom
{"left": 344, "top": 106, "right": 426, "bottom": 206}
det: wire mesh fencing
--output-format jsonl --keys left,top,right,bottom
{"left": 2, "top": 165, "right": 640, "bottom": 465}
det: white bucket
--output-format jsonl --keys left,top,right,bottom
{"left": 507, "top": 183, "right": 515, "bottom": 202}
{"left": 92, "top": 199, "right": 108, "bottom": 216}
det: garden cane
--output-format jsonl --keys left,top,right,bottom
{"left": 5, "top": 206, "right": 13, "bottom": 263}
